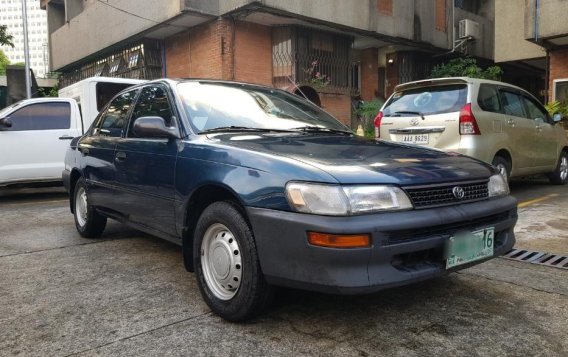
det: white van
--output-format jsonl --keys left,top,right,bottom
{"left": 58, "top": 76, "right": 146, "bottom": 131}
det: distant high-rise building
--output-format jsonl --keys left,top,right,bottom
{"left": 0, "top": 0, "right": 48, "bottom": 78}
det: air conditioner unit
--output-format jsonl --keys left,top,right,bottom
{"left": 458, "top": 19, "right": 480, "bottom": 39}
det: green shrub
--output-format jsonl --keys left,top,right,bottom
{"left": 430, "top": 57, "right": 503, "bottom": 81}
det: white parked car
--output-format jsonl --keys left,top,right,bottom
{"left": 375, "top": 77, "right": 568, "bottom": 184}
{"left": 0, "top": 77, "right": 145, "bottom": 187}
{"left": 0, "top": 98, "right": 82, "bottom": 187}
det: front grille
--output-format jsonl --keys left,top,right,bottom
{"left": 404, "top": 181, "right": 489, "bottom": 208}
{"left": 385, "top": 212, "right": 511, "bottom": 244}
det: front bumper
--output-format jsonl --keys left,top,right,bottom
{"left": 247, "top": 196, "right": 517, "bottom": 294}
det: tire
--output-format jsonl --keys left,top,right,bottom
{"left": 492, "top": 155, "right": 511, "bottom": 183}
{"left": 547, "top": 150, "right": 568, "bottom": 185}
{"left": 73, "top": 177, "right": 107, "bottom": 238}
{"left": 193, "top": 201, "right": 273, "bottom": 322}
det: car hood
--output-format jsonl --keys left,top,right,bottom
{"left": 207, "top": 133, "right": 494, "bottom": 185}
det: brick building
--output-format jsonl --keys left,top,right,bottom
{"left": 41, "top": 0, "right": 497, "bottom": 126}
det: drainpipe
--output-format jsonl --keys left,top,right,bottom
{"left": 545, "top": 49, "right": 550, "bottom": 104}
{"left": 452, "top": 0, "right": 455, "bottom": 48}
{"left": 534, "top": 0, "right": 540, "bottom": 42}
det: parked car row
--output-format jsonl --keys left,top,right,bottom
{"left": 3, "top": 76, "right": 566, "bottom": 321}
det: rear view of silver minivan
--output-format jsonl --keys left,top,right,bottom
{"left": 375, "top": 77, "right": 568, "bottom": 184}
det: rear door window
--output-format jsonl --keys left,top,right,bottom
{"left": 5, "top": 102, "right": 71, "bottom": 131}
{"left": 383, "top": 84, "right": 467, "bottom": 116}
{"left": 93, "top": 90, "right": 137, "bottom": 137}
{"left": 499, "top": 90, "right": 526, "bottom": 118}
{"left": 477, "top": 84, "right": 501, "bottom": 113}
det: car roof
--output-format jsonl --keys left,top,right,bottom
{"left": 394, "top": 77, "right": 527, "bottom": 93}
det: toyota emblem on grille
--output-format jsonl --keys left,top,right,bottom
{"left": 410, "top": 118, "right": 419, "bottom": 126}
{"left": 452, "top": 186, "right": 465, "bottom": 199}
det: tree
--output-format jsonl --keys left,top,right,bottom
{"left": 0, "top": 49, "right": 10, "bottom": 75}
{"left": 0, "top": 25, "right": 14, "bottom": 48}
{"left": 430, "top": 57, "right": 503, "bottom": 81}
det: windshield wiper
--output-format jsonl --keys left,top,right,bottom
{"left": 200, "top": 126, "right": 295, "bottom": 134}
{"left": 392, "top": 111, "right": 425, "bottom": 120}
{"left": 292, "top": 126, "right": 353, "bottom": 135}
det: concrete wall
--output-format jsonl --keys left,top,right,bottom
{"left": 49, "top": 0, "right": 183, "bottom": 70}
{"left": 216, "top": 0, "right": 450, "bottom": 49}
{"left": 454, "top": 7, "right": 495, "bottom": 60}
{"left": 525, "top": 0, "right": 568, "bottom": 40}
{"left": 495, "top": 0, "right": 544, "bottom": 62}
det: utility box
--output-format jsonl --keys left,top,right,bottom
{"left": 459, "top": 19, "right": 481, "bottom": 39}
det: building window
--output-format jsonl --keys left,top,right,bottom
{"left": 436, "top": 0, "right": 447, "bottom": 32}
{"left": 377, "top": 0, "right": 393, "bottom": 15}
{"left": 455, "top": 0, "right": 482, "bottom": 15}
{"left": 272, "top": 26, "right": 353, "bottom": 91}
{"left": 59, "top": 40, "right": 163, "bottom": 88}
{"left": 553, "top": 79, "right": 568, "bottom": 103}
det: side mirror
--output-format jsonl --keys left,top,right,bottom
{"left": 132, "top": 116, "right": 179, "bottom": 139}
{"left": 0, "top": 117, "right": 12, "bottom": 131}
{"left": 553, "top": 113, "right": 562, "bottom": 123}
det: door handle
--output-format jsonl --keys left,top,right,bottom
{"left": 507, "top": 118, "right": 515, "bottom": 126}
{"left": 59, "top": 135, "right": 74, "bottom": 140}
{"left": 536, "top": 125, "right": 543, "bottom": 131}
{"left": 115, "top": 151, "right": 127, "bottom": 162}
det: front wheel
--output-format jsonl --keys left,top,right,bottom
{"left": 547, "top": 151, "right": 568, "bottom": 185}
{"left": 193, "top": 201, "right": 273, "bottom": 322}
{"left": 73, "top": 178, "right": 107, "bottom": 238}
{"left": 492, "top": 155, "right": 511, "bottom": 183}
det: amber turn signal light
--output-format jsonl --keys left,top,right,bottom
{"left": 307, "top": 232, "right": 371, "bottom": 249}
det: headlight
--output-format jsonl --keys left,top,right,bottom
{"left": 285, "top": 182, "right": 413, "bottom": 215}
{"left": 488, "top": 174, "right": 509, "bottom": 197}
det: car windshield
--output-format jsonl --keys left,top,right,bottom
{"left": 177, "top": 82, "right": 349, "bottom": 133}
{"left": 383, "top": 84, "right": 467, "bottom": 116}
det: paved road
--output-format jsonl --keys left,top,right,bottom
{"left": 0, "top": 183, "right": 567, "bottom": 356}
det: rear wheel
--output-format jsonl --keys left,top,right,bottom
{"left": 547, "top": 150, "right": 568, "bottom": 185}
{"left": 194, "top": 201, "right": 273, "bottom": 322}
{"left": 492, "top": 155, "right": 511, "bottom": 183}
{"left": 73, "top": 178, "right": 107, "bottom": 238}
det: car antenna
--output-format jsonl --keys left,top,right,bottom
{"left": 286, "top": 76, "right": 311, "bottom": 103}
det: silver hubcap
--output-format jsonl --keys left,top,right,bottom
{"left": 560, "top": 156, "right": 568, "bottom": 181}
{"left": 201, "top": 223, "right": 242, "bottom": 300}
{"left": 496, "top": 163, "right": 508, "bottom": 181}
{"left": 75, "top": 187, "right": 88, "bottom": 227}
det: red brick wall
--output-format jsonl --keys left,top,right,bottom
{"left": 320, "top": 93, "right": 352, "bottom": 126}
{"left": 361, "top": 48, "right": 379, "bottom": 101}
{"left": 165, "top": 31, "right": 190, "bottom": 78}
{"left": 234, "top": 21, "right": 273, "bottom": 86}
{"left": 549, "top": 48, "right": 568, "bottom": 101}
{"left": 189, "top": 20, "right": 223, "bottom": 79}
{"left": 165, "top": 19, "right": 272, "bottom": 85}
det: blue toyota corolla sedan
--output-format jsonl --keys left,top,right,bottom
{"left": 63, "top": 79, "right": 517, "bottom": 321}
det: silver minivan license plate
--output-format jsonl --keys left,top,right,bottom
{"left": 401, "top": 134, "right": 428, "bottom": 144}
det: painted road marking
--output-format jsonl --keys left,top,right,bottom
{"left": 518, "top": 194, "right": 558, "bottom": 208}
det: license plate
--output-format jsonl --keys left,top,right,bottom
{"left": 401, "top": 134, "right": 428, "bottom": 144}
{"left": 445, "top": 227, "right": 494, "bottom": 269}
